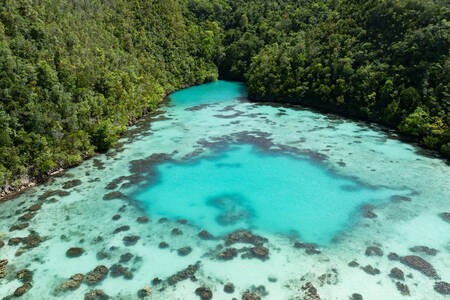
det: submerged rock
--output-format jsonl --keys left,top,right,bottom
{"left": 218, "top": 248, "right": 238, "bottom": 260}
{"left": 10, "top": 223, "right": 29, "bottom": 231}
{"left": 400, "top": 255, "right": 440, "bottom": 279}
{"left": 123, "top": 235, "right": 140, "bottom": 246}
{"left": 178, "top": 247, "right": 192, "bottom": 256}
{"left": 434, "top": 281, "right": 450, "bottom": 295}
{"left": 85, "top": 265, "right": 109, "bottom": 285}
{"left": 388, "top": 252, "right": 400, "bottom": 261}
{"left": 120, "top": 253, "right": 133, "bottom": 263}
{"left": 85, "top": 289, "right": 109, "bottom": 300}
{"left": 0, "top": 240, "right": 4, "bottom": 248}
{"left": 63, "top": 179, "right": 82, "bottom": 189}
{"left": 159, "top": 242, "right": 169, "bottom": 249}
{"left": 152, "top": 277, "right": 162, "bottom": 285}
{"left": 0, "top": 259, "right": 8, "bottom": 278}
{"left": 361, "top": 265, "right": 380, "bottom": 275}
{"left": 198, "top": 230, "right": 214, "bottom": 240}
{"left": 19, "top": 213, "right": 35, "bottom": 221}
{"left": 409, "top": 245, "right": 438, "bottom": 256}
{"left": 112, "top": 214, "right": 121, "bottom": 220}
{"left": 390, "top": 195, "right": 411, "bottom": 202}
{"left": 348, "top": 261, "right": 359, "bottom": 267}
{"left": 242, "top": 291, "right": 261, "bottom": 300}
{"left": 225, "top": 230, "right": 267, "bottom": 247}
{"left": 137, "top": 216, "right": 149, "bottom": 224}
{"left": 110, "top": 264, "right": 133, "bottom": 279}
{"left": 28, "top": 202, "right": 42, "bottom": 211}
{"left": 113, "top": 225, "right": 130, "bottom": 234}
{"left": 167, "top": 262, "right": 200, "bottom": 286}
{"left": 38, "top": 190, "right": 70, "bottom": 200}
{"left": 389, "top": 268, "right": 404, "bottom": 281}
{"left": 350, "top": 293, "right": 363, "bottom": 300}
{"left": 395, "top": 282, "right": 410, "bottom": 295}
{"left": 365, "top": 246, "right": 383, "bottom": 256}
{"left": 103, "top": 191, "right": 127, "bottom": 201}
{"left": 16, "top": 269, "right": 33, "bottom": 283}
{"left": 14, "top": 282, "right": 32, "bottom": 296}
{"left": 224, "top": 282, "right": 235, "bottom": 293}
{"left": 66, "top": 247, "right": 84, "bottom": 257}
{"left": 138, "top": 286, "right": 152, "bottom": 298}
{"left": 301, "top": 282, "right": 320, "bottom": 300}
{"left": 250, "top": 246, "right": 269, "bottom": 260}
{"left": 195, "top": 286, "right": 213, "bottom": 299}
{"left": 171, "top": 228, "right": 183, "bottom": 235}
{"left": 438, "top": 212, "right": 450, "bottom": 223}
{"left": 56, "top": 273, "right": 84, "bottom": 292}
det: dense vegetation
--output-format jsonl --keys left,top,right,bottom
{"left": 1, "top": 0, "right": 449, "bottom": 189}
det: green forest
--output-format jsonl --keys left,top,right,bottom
{"left": 0, "top": 0, "right": 449, "bottom": 188}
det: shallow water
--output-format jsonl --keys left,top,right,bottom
{"left": 0, "top": 81, "right": 449, "bottom": 300}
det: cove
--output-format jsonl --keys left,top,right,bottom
{"left": 134, "top": 144, "right": 403, "bottom": 245}
{"left": 0, "top": 80, "right": 449, "bottom": 299}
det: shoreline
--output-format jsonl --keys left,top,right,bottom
{"left": 1, "top": 80, "right": 448, "bottom": 201}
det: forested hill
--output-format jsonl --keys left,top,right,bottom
{"left": 0, "top": 0, "right": 449, "bottom": 190}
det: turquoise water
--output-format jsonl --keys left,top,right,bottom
{"left": 136, "top": 144, "right": 402, "bottom": 244}
{"left": 0, "top": 80, "right": 449, "bottom": 299}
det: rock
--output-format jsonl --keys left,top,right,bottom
{"left": 395, "top": 282, "right": 410, "bottom": 295}
{"left": 250, "top": 285, "right": 268, "bottom": 297}
{"left": 361, "top": 265, "right": 380, "bottom": 275}
{"left": 242, "top": 291, "right": 261, "bottom": 300}
{"left": 388, "top": 252, "right": 400, "bottom": 261}
{"left": 9, "top": 237, "right": 22, "bottom": 246}
{"left": 66, "top": 247, "right": 84, "bottom": 258}
{"left": 110, "top": 264, "right": 132, "bottom": 279}
{"left": 198, "top": 230, "right": 213, "bottom": 240}
{"left": 195, "top": 286, "right": 213, "bottom": 299}
{"left": 63, "top": 179, "right": 82, "bottom": 189}
{"left": 400, "top": 255, "right": 440, "bottom": 279}
{"left": 250, "top": 246, "right": 269, "bottom": 260}
{"left": 294, "top": 241, "right": 320, "bottom": 254}
{"left": 14, "top": 282, "right": 32, "bottom": 296}
{"left": 348, "top": 261, "right": 359, "bottom": 267}
{"left": 350, "top": 293, "right": 363, "bottom": 300}
{"left": 28, "top": 202, "right": 42, "bottom": 211}
{"left": 19, "top": 213, "right": 35, "bottom": 221}
{"left": 56, "top": 274, "right": 85, "bottom": 292}
{"left": 137, "top": 216, "right": 149, "bottom": 224}
{"left": 16, "top": 269, "right": 33, "bottom": 283}
{"left": 0, "top": 259, "right": 8, "bottom": 278}
{"left": 409, "top": 245, "right": 438, "bottom": 256}
{"left": 123, "top": 235, "right": 140, "bottom": 246}
{"left": 178, "top": 247, "right": 192, "bottom": 256}
{"left": 9, "top": 223, "right": 29, "bottom": 231}
{"left": 171, "top": 228, "right": 183, "bottom": 235}
{"left": 168, "top": 262, "right": 200, "bottom": 285}
{"left": 103, "top": 191, "right": 126, "bottom": 201}
{"left": 113, "top": 225, "right": 130, "bottom": 234}
{"left": 438, "top": 212, "right": 450, "bottom": 223}
{"left": 389, "top": 268, "right": 404, "bottom": 281}
{"left": 120, "top": 253, "right": 133, "bottom": 263}
{"left": 391, "top": 195, "right": 412, "bottom": 202}
{"left": 365, "top": 246, "right": 383, "bottom": 256}
{"left": 96, "top": 250, "right": 110, "bottom": 260}
{"left": 300, "top": 282, "right": 320, "bottom": 299}
{"left": 138, "top": 286, "right": 152, "bottom": 298}
{"left": 218, "top": 248, "right": 238, "bottom": 260}
{"left": 85, "top": 265, "right": 109, "bottom": 285}
{"left": 224, "top": 283, "right": 235, "bottom": 293}
{"left": 434, "top": 281, "right": 450, "bottom": 295}
{"left": 112, "top": 214, "right": 121, "bottom": 220}
{"left": 84, "top": 289, "right": 109, "bottom": 300}
{"left": 159, "top": 241, "right": 169, "bottom": 249}
{"left": 226, "top": 230, "right": 267, "bottom": 247}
